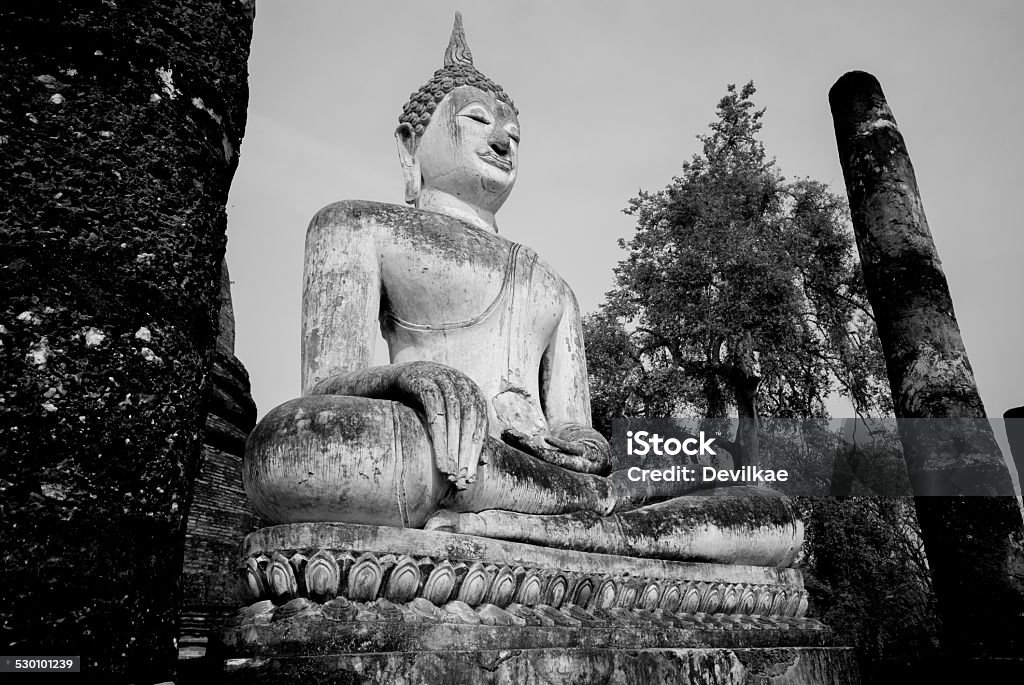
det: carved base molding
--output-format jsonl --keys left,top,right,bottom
{"left": 217, "top": 524, "right": 856, "bottom": 683}
{"left": 237, "top": 523, "right": 807, "bottom": 618}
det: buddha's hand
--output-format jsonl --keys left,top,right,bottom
{"left": 389, "top": 361, "right": 488, "bottom": 489}
{"left": 313, "top": 361, "right": 487, "bottom": 490}
{"left": 503, "top": 423, "right": 611, "bottom": 476}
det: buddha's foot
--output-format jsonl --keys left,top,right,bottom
{"left": 422, "top": 509, "right": 461, "bottom": 533}
{"left": 427, "top": 487, "right": 803, "bottom": 567}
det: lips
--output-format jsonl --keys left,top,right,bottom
{"left": 478, "top": 151, "right": 513, "bottom": 172}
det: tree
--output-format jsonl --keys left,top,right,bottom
{"left": 799, "top": 496, "right": 939, "bottom": 680}
{"left": 585, "top": 82, "right": 890, "bottom": 465}
{"left": 585, "top": 81, "right": 939, "bottom": 680}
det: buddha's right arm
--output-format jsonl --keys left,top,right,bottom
{"left": 308, "top": 362, "right": 488, "bottom": 490}
{"left": 301, "top": 202, "right": 383, "bottom": 393}
{"left": 300, "top": 203, "right": 485, "bottom": 488}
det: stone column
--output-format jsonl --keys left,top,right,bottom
{"left": 0, "top": 1, "right": 254, "bottom": 680}
{"left": 829, "top": 71, "right": 1024, "bottom": 659}
{"left": 1005, "top": 407, "right": 1024, "bottom": 487}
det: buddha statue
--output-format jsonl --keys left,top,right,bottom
{"left": 243, "top": 13, "right": 801, "bottom": 568}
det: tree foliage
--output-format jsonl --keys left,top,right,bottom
{"left": 583, "top": 81, "right": 937, "bottom": 679}
{"left": 585, "top": 82, "right": 890, "bottom": 457}
{"left": 800, "top": 496, "right": 939, "bottom": 679}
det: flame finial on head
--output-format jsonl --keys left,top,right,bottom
{"left": 398, "top": 12, "right": 517, "bottom": 137}
{"left": 444, "top": 11, "right": 474, "bottom": 67}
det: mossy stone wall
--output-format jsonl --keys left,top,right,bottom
{"left": 1, "top": 1, "right": 254, "bottom": 679}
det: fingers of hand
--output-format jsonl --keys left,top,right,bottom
{"left": 559, "top": 426, "right": 610, "bottom": 453}
{"left": 432, "top": 373, "right": 464, "bottom": 484}
{"left": 467, "top": 392, "right": 488, "bottom": 476}
{"left": 450, "top": 373, "right": 487, "bottom": 483}
{"left": 419, "top": 381, "right": 456, "bottom": 479}
{"left": 541, "top": 450, "right": 596, "bottom": 473}
{"left": 539, "top": 449, "right": 575, "bottom": 469}
{"left": 542, "top": 435, "right": 585, "bottom": 455}
{"left": 458, "top": 393, "right": 478, "bottom": 483}
{"left": 580, "top": 439, "right": 612, "bottom": 473}
{"left": 545, "top": 440, "right": 609, "bottom": 474}
{"left": 502, "top": 428, "right": 541, "bottom": 456}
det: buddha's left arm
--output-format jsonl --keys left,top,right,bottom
{"left": 535, "top": 286, "right": 611, "bottom": 475}
{"left": 542, "top": 287, "right": 592, "bottom": 427}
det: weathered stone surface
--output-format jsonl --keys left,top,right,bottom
{"left": 181, "top": 307, "right": 261, "bottom": 654}
{"left": 216, "top": 645, "right": 858, "bottom": 684}
{"left": 434, "top": 486, "right": 803, "bottom": 566}
{"left": 242, "top": 523, "right": 804, "bottom": 589}
{"left": 246, "top": 393, "right": 801, "bottom": 566}
{"left": 232, "top": 519, "right": 809, "bottom": 648}
{"left": 212, "top": 589, "right": 850, "bottom": 683}
{"left": 214, "top": 522, "right": 836, "bottom": 683}
{"left": 0, "top": 1, "right": 253, "bottom": 679}
{"left": 830, "top": 70, "right": 1024, "bottom": 658}
{"left": 153, "top": 260, "right": 250, "bottom": 641}
{"left": 222, "top": 605, "right": 831, "bottom": 654}
{"left": 298, "top": 200, "right": 596, "bottom": 487}
{"left": 244, "top": 394, "right": 445, "bottom": 527}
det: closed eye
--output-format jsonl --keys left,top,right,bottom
{"left": 458, "top": 104, "right": 493, "bottom": 125}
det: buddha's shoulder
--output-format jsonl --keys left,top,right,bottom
{"left": 309, "top": 200, "right": 467, "bottom": 235}
{"left": 525, "top": 247, "right": 579, "bottom": 301}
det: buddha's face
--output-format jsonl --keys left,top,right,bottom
{"left": 413, "top": 85, "right": 520, "bottom": 214}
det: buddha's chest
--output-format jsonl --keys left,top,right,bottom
{"left": 378, "top": 228, "right": 564, "bottom": 341}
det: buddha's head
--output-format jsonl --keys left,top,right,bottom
{"left": 396, "top": 13, "right": 520, "bottom": 218}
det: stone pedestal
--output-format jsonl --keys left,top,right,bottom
{"left": 212, "top": 523, "right": 858, "bottom": 683}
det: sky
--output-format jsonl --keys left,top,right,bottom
{"left": 226, "top": 0, "right": 1023, "bottom": 430}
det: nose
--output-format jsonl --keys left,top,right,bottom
{"left": 489, "top": 130, "right": 510, "bottom": 156}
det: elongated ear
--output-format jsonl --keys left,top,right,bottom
{"left": 395, "top": 123, "right": 421, "bottom": 204}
